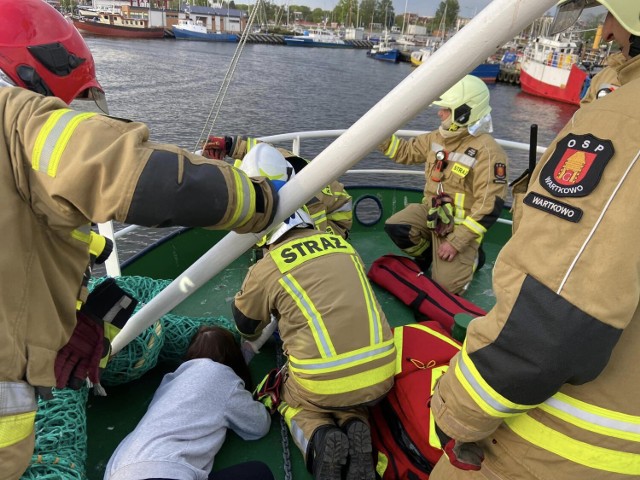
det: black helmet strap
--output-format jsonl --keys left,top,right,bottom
{"left": 16, "top": 65, "right": 52, "bottom": 97}
{"left": 630, "top": 35, "right": 640, "bottom": 58}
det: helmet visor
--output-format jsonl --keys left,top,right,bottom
{"left": 80, "top": 86, "right": 109, "bottom": 115}
{"left": 550, "top": 0, "right": 600, "bottom": 35}
{"left": 0, "top": 68, "right": 17, "bottom": 88}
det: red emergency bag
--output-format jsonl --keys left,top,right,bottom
{"left": 367, "top": 254, "right": 486, "bottom": 332}
{"left": 370, "top": 321, "right": 461, "bottom": 480}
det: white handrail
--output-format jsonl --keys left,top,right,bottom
{"left": 99, "top": 128, "right": 542, "bottom": 273}
{"left": 112, "top": 0, "right": 557, "bottom": 354}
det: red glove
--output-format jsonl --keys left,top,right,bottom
{"left": 54, "top": 311, "right": 105, "bottom": 389}
{"left": 435, "top": 423, "right": 484, "bottom": 471}
{"left": 203, "top": 135, "right": 232, "bottom": 160}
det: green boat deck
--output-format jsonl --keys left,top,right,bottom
{"left": 85, "top": 186, "right": 511, "bottom": 480}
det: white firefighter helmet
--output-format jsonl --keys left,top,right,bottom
{"left": 552, "top": 1, "right": 640, "bottom": 36}
{"left": 263, "top": 208, "right": 314, "bottom": 246}
{"left": 432, "top": 75, "right": 491, "bottom": 129}
{"left": 238, "top": 143, "right": 294, "bottom": 191}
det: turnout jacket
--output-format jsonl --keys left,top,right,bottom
{"left": 232, "top": 228, "right": 396, "bottom": 408}
{"left": 431, "top": 56, "right": 640, "bottom": 479}
{"left": 380, "top": 129, "right": 507, "bottom": 251}
{"left": 230, "top": 136, "right": 353, "bottom": 238}
{"left": 580, "top": 51, "right": 625, "bottom": 106}
{"left": 0, "top": 87, "right": 277, "bottom": 391}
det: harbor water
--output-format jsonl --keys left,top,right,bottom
{"left": 80, "top": 37, "right": 579, "bottom": 259}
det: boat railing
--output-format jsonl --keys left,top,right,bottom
{"left": 98, "top": 129, "right": 546, "bottom": 277}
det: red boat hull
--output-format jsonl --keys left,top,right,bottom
{"left": 520, "top": 64, "right": 588, "bottom": 106}
{"left": 73, "top": 19, "right": 165, "bottom": 39}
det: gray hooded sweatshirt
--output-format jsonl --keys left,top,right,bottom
{"left": 104, "top": 358, "right": 271, "bottom": 480}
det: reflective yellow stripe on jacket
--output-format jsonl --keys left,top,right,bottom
{"left": 0, "top": 382, "right": 37, "bottom": 448}
{"left": 505, "top": 392, "right": 640, "bottom": 475}
{"left": 275, "top": 234, "right": 395, "bottom": 395}
{"left": 455, "top": 345, "right": 535, "bottom": 417}
{"left": 32, "top": 109, "right": 97, "bottom": 177}
{"left": 219, "top": 168, "right": 256, "bottom": 230}
{"left": 384, "top": 134, "right": 401, "bottom": 159}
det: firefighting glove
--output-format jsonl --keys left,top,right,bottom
{"left": 253, "top": 367, "right": 284, "bottom": 414}
{"left": 54, "top": 311, "right": 105, "bottom": 390}
{"left": 232, "top": 177, "right": 279, "bottom": 234}
{"left": 203, "top": 135, "right": 235, "bottom": 160}
{"left": 435, "top": 423, "right": 484, "bottom": 471}
{"left": 83, "top": 278, "right": 138, "bottom": 370}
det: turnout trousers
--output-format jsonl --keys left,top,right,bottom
{"left": 384, "top": 203, "right": 478, "bottom": 294}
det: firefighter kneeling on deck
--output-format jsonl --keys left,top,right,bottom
{"left": 231, "top": 146, "right": 395, "bottom": 480}
{"left": 379, "top": 75, "right": 508, "bottom": 295}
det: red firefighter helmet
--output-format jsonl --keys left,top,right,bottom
{"left": 0, "top": 0, "right": 108, "bottom": 112}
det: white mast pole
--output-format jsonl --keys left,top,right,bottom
{"left": 112, "top": 0, "right": 559, "bottom": 355}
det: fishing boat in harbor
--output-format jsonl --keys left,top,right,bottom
{"left": 519, "top": 34, "right": 589, "bottom": 105}
{"left": 72, "top": 6, "right": 165, "bottom": 39}
{"left": 367, "top": 30, "right": 401, "bottom": 63}
{"left": 172, "top": 19, "right": 239, "bottom": 42}
{"left": 283, "top": 28, "right": 350, "bottom": 48}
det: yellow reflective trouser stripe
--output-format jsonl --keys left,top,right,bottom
{"left": 454, "top": 193, "right": 466, "bottom": 220}
{"left": 219, "top": 168, "right": 255, "bottom": 229}
{"left": 290, "top": 360, "right": 396, "bottom": 395}
{"left": 278, "top": 402, "right": 308, "bottom": 454}
{"left": 289, "top": 339, "right": 395, "bottom": 374}
{"left": 350, "top": 255, "right": 384, "bottom": 344}
{"left": 376, "top": 451, "right": 389, "bottom": 478}
{"left": 505, "top": 414, "right": 640, "bottom": 475}
{"left": 384, "top": 134, "right": 400, "bottom": 158}
{"left": 404, "top": 239, "right": 430, "bottom": 257}
{"left": 455, "top": 345, "right": 535, "bottom": 417}
{"left": 32, "top": 109, "right": 97, "bottom": 177}
{"left": 0, "top": 411, "right": 36, "bottom": 448}
{"left": 540, "top": 392, "right": 640, "bottom": 442}
{"left": 279, "top": 274, "right": 336, "bottom": 357}
{"left": 429, "top": 365, "right": 449, "bottom": 449}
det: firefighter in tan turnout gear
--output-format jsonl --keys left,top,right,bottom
{"left": 430, "top": 1, "right": 640, "bottom": 479}
{"left": 0, "top": 1, "right": 279, "bottom": 477}
{"left": 380, "top": 75, "right": 508, "bottom": 295}
{"left": 202, "top": 134, "right": 353, "bottom": 239}
{"left": 231, "top": 146, "right": 395, "bottom": 480}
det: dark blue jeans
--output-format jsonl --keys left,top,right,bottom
{"left": 144, "top": 460, "right": 275, "bottom": 480}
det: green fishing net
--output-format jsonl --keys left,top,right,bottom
{"left": 21, "top": 387, "right": 89, "bottom": 480}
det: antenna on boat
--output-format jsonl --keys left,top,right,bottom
{"left": 111, "top": 0, "right": 560, "bottom": 357}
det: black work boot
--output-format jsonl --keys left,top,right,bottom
{"left": 476, "top": 245, "right": 486, "bottom": 271}
{"left": 343, "top": 419, "right": 376, "bottom": 480}
{"left": 308, "top": 425, "right": 349, "bottom": 480}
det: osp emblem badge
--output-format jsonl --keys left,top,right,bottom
{"left": 540, "top": 133, "right": 614, "bottom": 197}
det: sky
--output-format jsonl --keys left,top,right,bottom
{"left": 292, "top": 0, "right": 495, "bottom": 17}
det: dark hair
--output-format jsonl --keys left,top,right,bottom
{"left": 185, "top": 326, "right": 253, "bottom": 391}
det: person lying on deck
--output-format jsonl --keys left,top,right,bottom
{"left": 103, "top": 326, "right": 274, "bottom": 480}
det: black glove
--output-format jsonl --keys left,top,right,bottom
{"left": 435, "top": 423, "right": 484, "bottom": 471}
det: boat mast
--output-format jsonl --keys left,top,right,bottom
{"left": 112, "top": 0, "right": 561, "bottom": 355}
